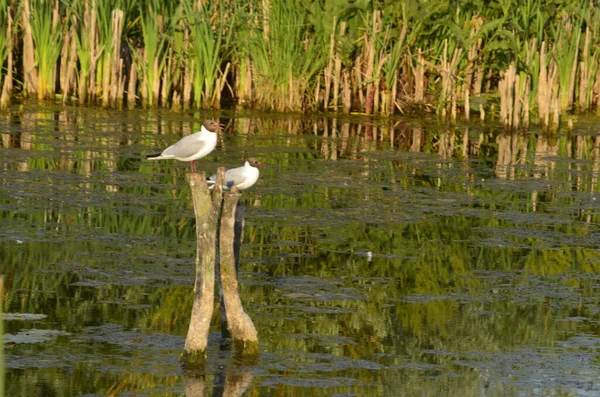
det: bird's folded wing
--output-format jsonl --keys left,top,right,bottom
{"left": 161, "top": 137, "right": 206, "bottom": 158}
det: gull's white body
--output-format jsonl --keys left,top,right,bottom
{"left": 147, "top": 120, "right": 221, "bottom": 172}
{"left": 208, "top": 158, "right": 263, "bottom": 190}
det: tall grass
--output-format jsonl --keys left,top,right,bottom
{"left": 0, "top": 0, "right": 14, "bottom": 109}
{"left": 245, "top": 0, "right": 326, "bottom": 111}
{"left": 5, "top": 0, "right": 600, "bottom": 128}
{"left": 136, "top": 0, "right": 166, "bottom": 107}
{"left": 29, "top": 0, "right": 64, "bottom": 99}
{"left": 183, "top": 0, "right": 231, "bottom": 109}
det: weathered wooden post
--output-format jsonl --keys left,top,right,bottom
{"left": 181, "top": 168, "right": 258, "bottom": 366}
{"left": 219, "top": 188, "right": 259, "bottom": 357}
{"left": 181, "top": 169, "right": 224, "bottom": 367}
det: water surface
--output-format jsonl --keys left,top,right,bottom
{"left": 2, "top": 105, "right": 600, "bottom": 396}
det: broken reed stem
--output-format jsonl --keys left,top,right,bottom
{"left": 414, "top": 49, "right": 424, "bottom": 103}
{"left": 219, "top": 188, "right": 259, "bottom": 358}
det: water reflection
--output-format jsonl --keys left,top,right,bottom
{"left": 2, "top": 105, "right": 600, "bottom": 396}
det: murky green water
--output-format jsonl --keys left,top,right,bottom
{"left": 2, "top": 105, "right": 600, "bottom": 396}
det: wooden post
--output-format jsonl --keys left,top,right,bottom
{"left": 181, "top": 169, "right": 225, "bottom": 367}
{"left": 219, "top": 188, "right": 259, "bottom": 357}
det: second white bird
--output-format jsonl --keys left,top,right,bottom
{"left": 208, "top": 158, "right": 264, "bottom": 190}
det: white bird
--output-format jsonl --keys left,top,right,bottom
{"left": 146, "top": 120, "right": 222, "bottom": 172}
{"left": 208, "top": 158, "right": 264, "bottom": 190}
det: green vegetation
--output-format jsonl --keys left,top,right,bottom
{"left": 2, "top": 0, "right": 600, "bottom": 128}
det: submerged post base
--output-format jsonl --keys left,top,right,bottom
{"left": 180, "top": 349, "right": 207, "bottom": 370}
{"left": 233, "top": 339, "right": 259, "bottom": 358}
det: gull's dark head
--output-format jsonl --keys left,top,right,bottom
{"left": 247, "top": 158, "right": 265, "bottom": 167}
{"left": 203, "top": 120, "right": 225, "bottom": 132}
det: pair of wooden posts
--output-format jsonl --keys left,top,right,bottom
{"left": 180, "top": 169, "right": 258, "bottom": 367}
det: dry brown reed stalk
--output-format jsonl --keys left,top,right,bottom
{"left": 464, "top": 85, "right": 470, "bottom": 121}
{"left": 451, "top": 84, "right": 458, "bottom": 120}
{"left": 76, "top": 0, "right": 94, "bottom": 104}
{"left": 566, "top": 37, "right": 580, "bottom": 113}
{"left": 353, "top": 54, "right": 364, "bottom": 109}
{"left": 550, "top": 72, "right": 560, "bottom": 129}
{"left": 363, "top": 10, "right": 380, "bottom": 114}
{"left": 101, "top": 9, "right": 123, "bottom": 107}
{"left": 162, "top": 47, "right": 172, "bottom": 107}
{"left": 342, "top": 69, "right": 351, "bottom": 112}
{"left": 374, "top": 56, "right": 385, "bottom": 114}
{"left": 0, "top": 7, "right": 13, "bottom": 109}
{"left": 499, "top": 62, "right": 515, "bottom": 127}
{"left": 182, "top": 25, "right": 192, "bottom": 110}
{"left": 59, "top": 27, "right": 70, "bottom": 98}
{"left": 390, "top": 70, "right": 399, "bottom": 114}
{"left": 538, "top": 42, "right": 551, "bottom": 127}
{"left": 464, "top": 17, "right": 483, "bottom": 121}
{"left": 313, "top": 74, "right": 320, "bottom": 109}
{"left": 62, "top": 26, "right": 78, "bottom": 104}
{"left": 512, "top": 74, "right": 521, "bottom": 129}
{"left": 235, "top": 56, "right": 252, "bottom": 108}
{"left": 127, "top": 53, "right": 138, "bottom": 109}
{"left": 439, "top": 40, "right": 462, "bottom": 119}
{"left": 413, "top": 49, "right": 425, "bottom": 103}
{"left": 579, "top": 26, "right": 592, "bottom": 111}
{"left": 21, "top": 0, "right": 38, "bottom": 96}
{"left": 324, "top": 16, "right": 337, "bottom": 110}
{"left": 500, "top": 61, "right": 532, "bottom": 129}
{"left": 334, "top": 21, "right": 346, "bottom": 112}
{"left": 521, "top": 73, "right": 531, "bottom": 130}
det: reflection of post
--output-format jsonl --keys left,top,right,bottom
{"left": 181, "top": 170, "right": 225, "bottom": 367}
{"left": 184, "top": 360, "right": 254, "bottom": 397}
{"left": 219, "top": 188, "right": 259, "bottom": 357}
{"left": 184, "top": 373, "right": 206, "bottom": 397}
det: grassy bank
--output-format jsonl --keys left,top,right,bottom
{"left": 0, "top": 0, "right": 599, "bottom": 129}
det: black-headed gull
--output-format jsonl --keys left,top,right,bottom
{"left": 146, "top": 120, "right": 222, "bottom": 172}
{"left": 208, "top": 158, "right": 264, "bottom": 190}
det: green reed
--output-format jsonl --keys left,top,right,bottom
{"left": 183, "top": 0, "right": 231, "bottom": 109}
{"left": 0, "top": 1, "right": 9, "bottom": 83}
{"left": 30, "top": 0, "right": 65, "bottom": 100}
{"left": 247, "top": 0, "right": 326, "bottom": 111}
{"left": 4, "top": 0, "right": 600, "bottom": 126}
{"left": 553, "top": 6, "right": 584, "bottom": 112}
{"left": 136, "top": 0, "right": 167, "bottom": 107}
{"left": 0, "top": 0, "right": 13, "bottom": 109}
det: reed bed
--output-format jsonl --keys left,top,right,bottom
{"left": 3, "top": 0, "right": 600, "bottom": 128}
